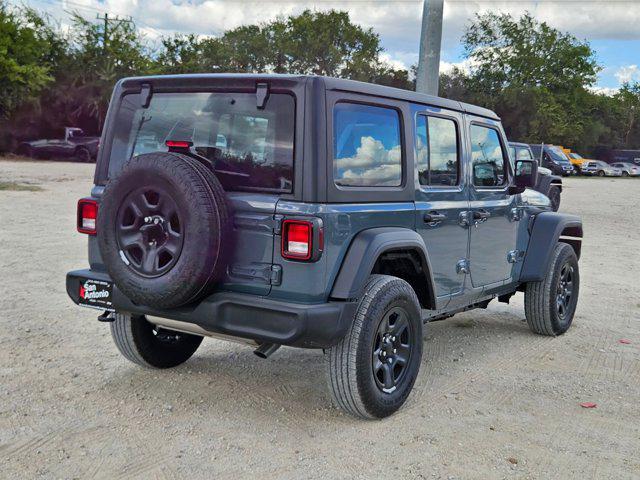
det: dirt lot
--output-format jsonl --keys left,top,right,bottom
{"left": 1, "top": 158, "right": 639, "bottom": 479}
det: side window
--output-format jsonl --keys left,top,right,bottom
{"left": 470, "top": 125, "right": 507, "bottom": 187}
{"left": 516, "top": 147, "right": 533, "bottom": 160}
{"left": 333, "top": 103, "right": 402, "bottom": 187}
{"left": 416, "top": 115, "right": 459, "bottom": 187}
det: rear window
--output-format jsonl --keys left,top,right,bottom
{"left": 106, "top": 92, "right": 295, "bottom": 192}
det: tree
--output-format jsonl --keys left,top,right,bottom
{"left": 614, "top": 82, "right": 640, "bottom": 147}
{"left": 445, "top": 12, "right": 611, "bottom": 152}
{"left": 64, "top": 13, "right": 150, "bottom": 128}
{"left": 463, "top": 12, "right": 599, "bottom": 96}
{"left": 0, "top": 2, "right": 55, "bottom": 118}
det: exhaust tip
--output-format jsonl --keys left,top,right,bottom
{"left": 254, "top": 343, "right": 281, "bottom": 359}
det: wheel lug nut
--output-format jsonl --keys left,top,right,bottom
{"left": 393, "top": 349, "right": 397, "bottom": 353}
{"left": 388, "top": 358, "right": 392, "bottom": 363}
{"left": 382, "top": 351, "right": 386, "bottom": 356}
{"left": 392, "top": 336, "right": 396, "bottom": 341}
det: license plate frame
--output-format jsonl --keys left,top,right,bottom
{"left": 78, "top": 278, "right": 114, "bottom": 310}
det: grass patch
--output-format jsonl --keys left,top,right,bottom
{"left": 0, "top": 181, "right": 43, "bottom": 192}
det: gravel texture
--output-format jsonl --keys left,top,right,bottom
{"left": 1, "top": 159, "right": 639, "bottom": 479}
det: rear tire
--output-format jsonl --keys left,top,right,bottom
{"left": 597, "top": 170, "right": 605, "bottom": 177}
{"left": 622, "top": 171, "right": 629, "bottom": 177}
{"left": 524, "top": 242, "right": 579, "bottom": 336}
{"left": 326, "top": 275, "right": 423, "bottom": 419}
{"left": 75, "top": 147, "right": 92, "bottom": 163}
{"left": 110, "top": 313, "right": 203, "bottom": 368}
{"left": 17, "top": 144, "right": 33, "bottom": 158}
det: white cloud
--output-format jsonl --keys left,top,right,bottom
{"left": 615, "top": 65, "right": 640, "bottom": 84}
{"left": 588, "top": 86, "right": 619, "bottom": 96}
{"left": 38, "top": 0, "right": 640, "bottom": 43}
{"left": 379, "top": 52, "right": 409, "bottom": 72}
{"left": 30, "top": 0, "right": 640, "bottom": 89}
{"left": 335, "top": 136, "right": 401, "bottom": 186}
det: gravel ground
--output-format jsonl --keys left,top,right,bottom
{"left": 1, "top": 159, "right": 639, "bottom": 480}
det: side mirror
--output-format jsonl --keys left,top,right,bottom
{"left": 509, "top": 159, "right": 538, "bottom": 194}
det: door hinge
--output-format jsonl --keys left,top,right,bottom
{"left": 509, "top": 207, "right": 523, "bottom": 222}
{"left": 456, "top": 259, "right": 470, "bottom": 274}
{"left": 458, "top": 211, "right": 472, "bottom": 228}
{"left": 507, "top": 250, "right": 524, "bottom": 264}
{"left": 228, "top": 263, "right": 282, "bottom": 285}
{"left": 273, "top": 214, "right": 284, "bottom": 234}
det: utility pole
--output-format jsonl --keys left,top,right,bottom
{"left": 96, "top": 13, "right": 134, "bottom": 54}
{"left": 416, "top": 0, "right": 444, "bottom": 96}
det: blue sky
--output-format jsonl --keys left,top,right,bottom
{"left": 21, "top": 0, "right": 640, "bottom": 92}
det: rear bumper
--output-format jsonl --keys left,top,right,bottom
{"left": 66, "top": 269, "right": 356, "bottom": 349}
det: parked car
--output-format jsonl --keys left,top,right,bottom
{"left": 594, "top": 147, "right": 640, "bottom": 166}
{"left": 529, "top": 144, "right": 575, "bottom": 176}
{"left": 509, "top": 142, "right": 562, "bottom": 211}
{"left": 559, "top": 148, "right": 589, "bottom": 173}
{"left": 609, "top": 162, "right": 640, "bottom": 177}
{"left": 67, "top": 74, "right": 583, "bottom": 419}
{"left": 581, "top": 160, "right": 622, "bottom": 177}
{"left": 16, "top": 127, "right": 99, "bottom": 162}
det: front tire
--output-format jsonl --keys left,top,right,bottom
{"left": 548, "top": 186, "right": 561, "bottom": 212}
{"left": 110, "top": 313, "right": 203, "bottom": 368}
{"left": 326, "top": 275, "right": 423, "bottom": 419}
{"left": 524, "top": 243, "right": 579, "bottom": 336}
{"left": 597, "top": 170, "right": 605, "bottom": 177}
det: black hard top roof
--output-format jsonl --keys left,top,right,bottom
{"left": 118, "top": 73, "right": 500, "bottom": 121}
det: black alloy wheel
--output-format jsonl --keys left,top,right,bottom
{"left": 555, "top": 263, "right": 574, "bottom": 321}
{"left": 372, "top": 306, "right": 413, "bottom": 394}
{"left": 116, "top": 186, "right": 184, "bottom": 278}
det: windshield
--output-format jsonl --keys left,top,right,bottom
{"left": 547, "top": 146, "right": 570, "bottom": 163}
{"left": 106, "top": 92, "right": 295, "bottom": 193}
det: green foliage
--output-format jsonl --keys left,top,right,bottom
{"left": 152, "top": 10, "right": 393, "bottom": 82}
{"left": 1, "top": 7, "right": 638, "bottom": 155}
{"left": 442, "top": 12, "right": 640, "bottom": 153}
{"left": 0, "top": 2, "right": 55, "bottom": 118}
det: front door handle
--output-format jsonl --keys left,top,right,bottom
{"left": 472, "top": 209, "right": 490, "bottom": 227}
{"left": 473, "top": 209, "right": 490, "bottom": 221}
{"left": 423, "top": 211, "right": 446, "bottom": 224}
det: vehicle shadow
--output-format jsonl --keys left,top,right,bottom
{"left": 97, "top": 306, "right": 546, "bottom": 425}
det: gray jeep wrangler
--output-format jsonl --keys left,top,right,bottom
{"left": 67, "top": 74, "right": 583, "bottom": 419}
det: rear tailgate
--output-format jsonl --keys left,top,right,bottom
{"left": 219, "top": 192, "right": 279, "bottom": 296}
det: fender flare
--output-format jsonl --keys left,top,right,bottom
{"left": 520, "top": 212, "right": 582, "bottom": 282}
{"left": 330, "top": 227, "right": 436, "bottom": 307}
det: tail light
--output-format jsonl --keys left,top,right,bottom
{"left": 281, "top": 219, "right": 323, "bottom": 261}
{"left": 77, "top": 198, "right": 98, "bottom": 235}
{"left": 165, "top": 140, "right": 193, "bottom": 151}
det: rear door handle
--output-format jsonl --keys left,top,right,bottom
{"left": 423, "top": 211, "right": 446, "bottom": 223}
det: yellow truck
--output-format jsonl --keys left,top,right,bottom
{"left": 560, "top": 147, "right": 589, "bottom": 173}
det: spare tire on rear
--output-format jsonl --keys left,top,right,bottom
{"left": 97, "top": 152, "right": 230, "bottom": 309}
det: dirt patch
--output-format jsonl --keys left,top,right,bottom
{"left": 1, "top": 160, "right": 639, "bottom": 479}
{"left": 0, "top": 181, "right": 43, "bottom": 191}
